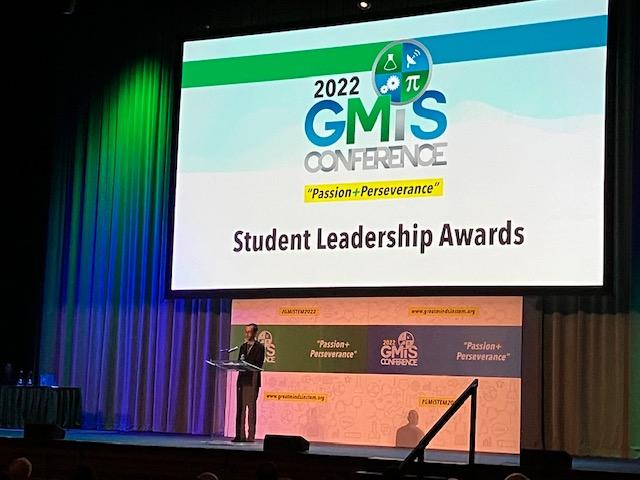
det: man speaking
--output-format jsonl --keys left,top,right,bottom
{"left": 233, "top": 323, "right": 265, "bottom": 442}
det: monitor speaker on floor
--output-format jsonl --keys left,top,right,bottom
{"left": 263, "top": 434, "right": 309, "bottom": 453}
{"left": 24, "top": 423, "right": 66, "bottom": 441}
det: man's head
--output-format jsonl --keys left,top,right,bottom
{"left": 8, "top": 457, "right": 32, "bottom": 480}
{"left": 407, "top": 410, "right": 419, "bottom": 426}
{"left": 244, "top": 323, "right": 258, "bottom": 342}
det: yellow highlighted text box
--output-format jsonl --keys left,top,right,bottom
{"left": 419, "top": 397, "right": 456, "bottom": 408}
{"left": 409, "top": 306, "right": 479, "bottom": 317}
{"left": 264, "top": 392, "right": 328, "bottom": 403}
{"left": 278, "top": 307, "right": 320, "bottom": 316}
{"left": 304, "top": 178, "right": 443, "bottom": 203}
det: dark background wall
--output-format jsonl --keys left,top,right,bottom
{"left": 0, "top": 5, "right": 56, "bottom": 376}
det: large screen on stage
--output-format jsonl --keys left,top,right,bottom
{"left": 170, "top": 0, "right": 609, "bottom": 293}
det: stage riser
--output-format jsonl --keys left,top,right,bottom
{"left": 0, "top": 439, "right": 636, "bottom": 480}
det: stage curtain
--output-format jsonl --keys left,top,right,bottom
{"left": 38, "top": 50, "right": 229, "bottom": 434}
{"left": 539, "top": 1, "right": 637, "bottom": 457}
{"left": 542, "top": 304, "right": 629, "bottom": 457}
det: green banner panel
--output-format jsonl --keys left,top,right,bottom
{"left": 230, "top": 325, "right": 368, "bottom": 373}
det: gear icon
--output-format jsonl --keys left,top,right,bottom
{"left": 386, "top": 75, "right": 400, "bottom": 91}
{"left": 379, "top": 85, "right": 389, "bottom": 94}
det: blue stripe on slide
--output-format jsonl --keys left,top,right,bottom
{"left": 420, "top": 15, "right": 607, "bottom": 65}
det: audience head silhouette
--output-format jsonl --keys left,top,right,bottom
{"left": 8, "top": 458, "right": 32, "bottom": 480}
{"left": 196, "top": 473, "right": 219, "bottom": 480}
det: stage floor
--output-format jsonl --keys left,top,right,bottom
{"left": 0, "top": 428, "right": 516, "bottom": 465}
{"left": 0, "top": 428, "right": 637, "bottom": 476}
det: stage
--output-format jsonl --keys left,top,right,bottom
{"left": 1, "top": 428, "right": 637, "bottom": 480}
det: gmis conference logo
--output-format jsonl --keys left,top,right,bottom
{"left": 304, "top": 39, "right": 447, "bottom": 173}
{"left": 258, "top": 330, "right": 277, "bottom": 364}
{"left": 380, "top": 331, "right": 419, "bottom": 367}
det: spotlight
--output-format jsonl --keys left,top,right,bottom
{"left": 357, "top": 1, "right": 372, "bottom": 11}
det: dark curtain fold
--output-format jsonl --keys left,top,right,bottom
{"left": 39, "top": 49, "right": 227, "bottom": 433}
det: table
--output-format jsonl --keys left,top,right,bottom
{"left": 0, "top": 386, "right": 82, "bottom": 428}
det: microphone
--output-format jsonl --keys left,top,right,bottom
{"left": 219, "top": 346, "right": 239, "bottom": 353}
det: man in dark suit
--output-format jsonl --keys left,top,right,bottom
{"left": 233, "top": 323, "right": 265, "bottom": 442}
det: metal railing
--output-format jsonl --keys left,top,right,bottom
{"left": 397, "top": 379, "right": 478, "bottom": 478}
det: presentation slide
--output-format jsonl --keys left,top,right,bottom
{"left": 171, "top": 0, "right": 608, "bottom": 291}
{"left": 224, "top": 296, "right": 522, "bottom": 452}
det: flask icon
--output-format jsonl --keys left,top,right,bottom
{"left": 383, "top": 53, "right": 398, "bottom": 71}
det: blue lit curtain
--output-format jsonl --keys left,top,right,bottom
{"left": 39, "top": 51, "right": 230, "bottom": 434}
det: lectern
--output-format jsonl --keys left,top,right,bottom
{"left": 205, "top": 358, "right": 262, "bottom": 442}
{"left": 205, "top": 359, "right": 263, "bottom": 373}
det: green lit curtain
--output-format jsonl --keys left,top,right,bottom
{"left": 39, "top": 53, "right": 229, "bottom": 433}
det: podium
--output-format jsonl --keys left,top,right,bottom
{"left": 205, "top": 358, "right": 263, "bottom": 442}
{"left": 205, "top": 359, "right": 263, "bottom": 372}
